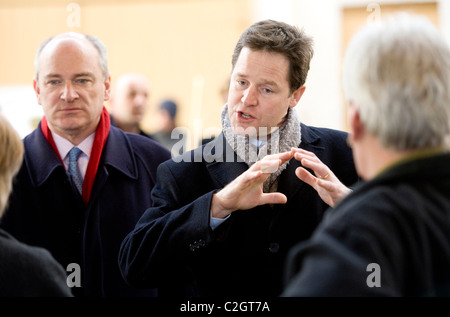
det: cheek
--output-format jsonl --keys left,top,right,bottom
{"left": 227, "top": 86, "right": 241, "bottom": 104}
{"left": 39, "top": 90, "right": 58, "bottom": 105}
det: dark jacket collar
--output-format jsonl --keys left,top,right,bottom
{"left": 201, "top": 123, "right": 323, "bottom": 192}
{"left": 340, "top": 151, "right": 450, "bottom": 208}
{"left": 24, "top": 124, "right": 138, "bottom": 187}
{"left": 370, "top": 151, "right": 450, "bottom": 186}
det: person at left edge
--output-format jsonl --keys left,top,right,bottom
{"left": 0, "top": 32, "right": 171, "bottom": 297}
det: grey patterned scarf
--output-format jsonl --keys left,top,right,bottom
{"left": 221, "top": 104, "right": 301, "bottom": 192}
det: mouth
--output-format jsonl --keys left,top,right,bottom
{"left": 238, "top": 111, "right": 254, "bottom": 120}
{"left": 59, "top": 107, "right": 82, "bottom": 114}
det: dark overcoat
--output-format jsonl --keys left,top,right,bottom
{"left": 283, "top": 152, "right": 450, "bottom": 297}
{"left": 119, "top": 123, "right": 359, "bottom": 297}
{"left": 0, "top": 124, "right": 171, "bottom": 297}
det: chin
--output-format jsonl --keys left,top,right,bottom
{"left": 57, "top": 118, "right": 85, "bottom": 131}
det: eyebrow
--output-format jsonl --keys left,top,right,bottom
{"left": 235, "top": 72, "right": 279, "bottom": 88}
{"left": 44, "top": 72, "right": 95, "bottom": 79}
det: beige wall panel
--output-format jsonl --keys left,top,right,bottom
{"left": 0, "top": 0, "right": 251, "bottom": 147}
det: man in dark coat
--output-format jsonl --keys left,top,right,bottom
{"left": 118, "top": 20, "right": 358, "bottom": 297}
{"left": 0, "top": 32, "right": 171, "bottom": 297}
{"left": 282, "top": 14, "right": 450, "bottom": 297}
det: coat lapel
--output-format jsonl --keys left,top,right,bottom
{"left": 204, "top": 133, "right": 249, "bottom": 187}
{"left": 87, "top": 127, "right": 138, "bottom": 204}
{"left": 204, "top": 125, "right": 324, "bottom": 195}
{"left": 24, "top": 126, "right": 65, "bottom": 187}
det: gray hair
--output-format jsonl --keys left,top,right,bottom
{"left": 34, "top": 32, "right": 109, "bottom": 81}
{"left": 343, "top": 13, "right": 450, "bottom": 150}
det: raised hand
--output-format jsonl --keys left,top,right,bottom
{"left": 292, "top": 148, "right": 351, "bottom": 207}
{"left": 211, "top": 149, "right": 295, "bottom": 218}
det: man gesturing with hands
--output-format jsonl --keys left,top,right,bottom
{"left": 119, "top": 20, "right": 358, "bottom": 297}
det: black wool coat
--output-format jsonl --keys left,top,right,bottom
{"left": 119, "top": 123, "right": 359, "bottom": 297}
{"left": 0, "top": 124, "right": 171, "bottom": 297}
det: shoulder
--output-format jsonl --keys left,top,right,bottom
{"left": 0, "top": 229, "right": 71, "bottom": 296}
{"left": 0, "top": 229, "right": 51, "bottom": 263}
{"left": 301, "top": 123, "right": 349, "bottom": 146}
{"left": 324, "top": 184, "right": 402, "bottom": 233}
{"left": 0, "top": 229, "right": 65, "bottom": 276}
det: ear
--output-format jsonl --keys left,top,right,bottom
{"left": 104, "top": 74, "right": 111, "bottom": 101}
{"left": 289, "top": 85, "right": 306, "bottom": 108}
{"left": 33, "top": 78, "right": 42, "bottom": 105}
{"left": 348, "top": 100, "right": 364, "bottom": 141}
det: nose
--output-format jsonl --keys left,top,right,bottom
{"left": 61, "top": 81, "right": 79, "bottom": 102}
{"left": 133, "top": 93, "right": 147, "bottom": 108}
{"left": 241, "top": 85, "right": 258, "bottom": 106}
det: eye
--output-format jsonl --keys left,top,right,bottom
{"left": 260, "top": 87, "right": 273, "bottom": 95}
{"left": 47, "top": 79, "right": 61, "bottom": 85}
{"left": 75, "top": 78, "right": 90, "bottom": 84}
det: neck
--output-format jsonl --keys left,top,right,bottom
{"left": 115, "top": 120, "right": 141, "bottom": 134}
{"left": 51, "top": 128, "right": 96, "bottom": 146}
{"left": 355, "top": 136, "right": 447, "bottom": 180}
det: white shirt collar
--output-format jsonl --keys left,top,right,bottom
{"left": 249, "top": 137, "right": 267, "bottom": 148}
{"left": 52, "top": 132, "right": 95, "bottom": 161}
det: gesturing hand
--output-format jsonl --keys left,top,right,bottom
{"left": 211, "top": 150, "right": 295, "bottom": 219}
{"left": 292, "top": 148, "right": 351, "bottom": 207}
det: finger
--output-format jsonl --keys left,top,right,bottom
{"left": 294, "top": 152, "right": 322, "bottom": 166}
{"left": 262, "top": 149, "right": 295, "bottom": 164}
{"left": 292, "top": 148, "right": 318, "bottom": 160}
{"left": 259, "top": 192, "right": 287, "bottom": 205}
{"left": 277, "top": 149, "right": 296, "bottom": 164}
{"left": 249, "top": 159, "right": 281, "bottom": 174}
{"left": 316, "top": 178, "right": 335, "bottom": 191}
{"left": 297, "top": 158, "right": 331, "bottom": 180}
{"left": 238, "top": 170, "right": 265, "bottom": 187}
{"left": 295, "top": 167, "right": 318, "bottom": 188}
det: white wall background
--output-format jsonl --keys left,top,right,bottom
{"left": 0, "top": 86, "right": 42, "bottom": 138}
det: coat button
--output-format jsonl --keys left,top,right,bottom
{"left": 268, "top": 242, "right": 279, "bottom": 253}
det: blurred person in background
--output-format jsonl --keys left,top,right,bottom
{"left": 109, "top": 72, "right": 153, "bottom": 139}
{"left": 151, "top": 99, "right": 186, "bottom": 153}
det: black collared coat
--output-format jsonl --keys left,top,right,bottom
{"left": 119, "top": 123, "right": 359, "bottom": 297}
{"left": 0, "top": 124, "right": 171, "bottom": 297}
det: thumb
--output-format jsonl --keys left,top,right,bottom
{"left": 259, "top": 192, "right": 287, "bottom": 205}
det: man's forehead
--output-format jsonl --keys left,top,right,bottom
{"left": 233, "top": 49, "right": 289, "bottom": 86}
{"left": 41, "top": 35, "right": 95, "bottom": 57}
